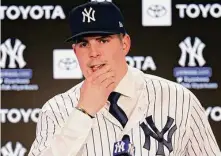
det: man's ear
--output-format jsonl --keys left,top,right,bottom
{"left": 122, "top": 34, "right": 131, "bottom": 56}
{"left": 72, "top": 44, "right": 76, "bottom": 53}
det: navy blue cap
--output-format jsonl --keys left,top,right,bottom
{"left": 66, "top": 1, "right": 126, "bottom": 42}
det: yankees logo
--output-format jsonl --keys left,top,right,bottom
{"left": 179, "top": 37, "right": 206, "bottom": 67}
{"left": 0, "top": 38, "right": 26, "bottom": 69}
{"left": 82, "top": 7, "right": 96, "bottom": 23}
{"left": 140, "top": 115, "right": 177, "bottom": 155}
{"left": 114, "top": 141, "right": 125, "bottom": 153}
{"left": 1, "top": 142, "right": 27, "bottom": 156}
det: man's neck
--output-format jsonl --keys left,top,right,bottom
{"left": 114, "top": 63, "right": 128, "bottom": 90}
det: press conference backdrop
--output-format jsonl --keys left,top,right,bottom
{"left": 1, "top": 0, "right": 221, "bottom": 155}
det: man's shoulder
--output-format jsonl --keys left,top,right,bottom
{"left": 129, "top": 66, "right": 187, "bottom": 92}
{"left": 65, "top": 81, "right": 83, "bottom": 95}
{"left": 41, "top": 81, "right": 83, "bottom": 112}
{"left": 142, "top": 72, "right": 193, "bottom": 96}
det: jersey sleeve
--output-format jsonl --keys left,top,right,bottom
{"left": 28, "top": 100, "right": 93, "bottom": 156}
{"left": 187, "top": 94, "right": 220, "bottom": 156}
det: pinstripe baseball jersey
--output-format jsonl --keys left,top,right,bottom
{"left": 29, "top": 66, "right": 220, "bottom": 156}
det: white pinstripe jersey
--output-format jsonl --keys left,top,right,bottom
{"left": 29, "top": 66, "right": 220, "bottom": 156}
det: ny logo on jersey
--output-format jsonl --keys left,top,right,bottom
{"left": 82, "top": 7, "right": 96, "bottom": 23}
{"left": 114, "top": 141, "right": 125, "bottom": 153}
{"left": 0, "top": 38, "right": 26, "bottom": 69}
{"left": 178, "top": 37, "right": 206, "bottom": 67}
{"left": 1, "top": 142, "right": 27, "bottom": 156}
{"left": 140, "top": 115, "right": 177, "bottom": 155}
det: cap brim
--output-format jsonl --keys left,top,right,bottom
{"left": 65, "top": 30, "right": 122, "bottom": 42}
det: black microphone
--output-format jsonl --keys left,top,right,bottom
{"left": 113, "top": 135, "right": 135, "bottom": 156}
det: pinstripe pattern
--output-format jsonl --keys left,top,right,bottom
{"left": 102, "top": 115, "right": 111, "bottom": 155}
{"left": 28, "top": 67, "right": 220, "bottom": 156}
{"left": 139, "top": 122, "right": 143, "bottom": 156}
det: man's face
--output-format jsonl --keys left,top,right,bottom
{"left": 72, "top": 34, "right": 131, "bottom": 79}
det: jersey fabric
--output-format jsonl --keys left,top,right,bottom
{"left": 28, "top": 66, "right": 220, "bottom": 156}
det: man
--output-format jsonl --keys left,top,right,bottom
{"left": 29, "top": 1, "right": 220, "bottom": 156}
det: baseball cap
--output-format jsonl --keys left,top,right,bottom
{"left": 66, "top": 1, "right": 126, "bottom": 42}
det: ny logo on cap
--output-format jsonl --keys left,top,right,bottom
{"left": 82, "top": 7, "right": 96, "bottom": 23}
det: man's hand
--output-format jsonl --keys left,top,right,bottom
{"left": 77, "top": 64, "right": 116, "bottom": 116}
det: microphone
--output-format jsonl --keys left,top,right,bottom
{"left": 113, "top": 135, "right": 135, "bottom": 156}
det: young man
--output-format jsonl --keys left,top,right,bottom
{"left": 29, "top": 1, "right": 220, "bottom": 156}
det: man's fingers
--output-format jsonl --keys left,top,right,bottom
{"left": 90, "top": 64, "right": 111, "bottom": 80}
{"left": 101, "top": 77, "right": 115, "bottom": 88}
{"left": 106, "top": 81, "right": 115, "bottom": 90}
{"left": 86, "top": 69, "right": 93, "bottom": 79}
{"left": 94, "top": 71, "right": 115, "bottom": 84}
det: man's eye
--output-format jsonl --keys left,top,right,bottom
{"left": 79, "top": 42, "right": 88, "bottom": 47}
{"left": 99, "top": 39, "right": 109, "bottom": 44}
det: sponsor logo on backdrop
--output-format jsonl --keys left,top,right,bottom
{"left": 0, "top": 5, "right": 65, "bottom": 20}
{"left": 173, "top": 37, "right": 218, "bottom": 89}
{"left": 0, "top": 38, "right": 39, "bottom": 91}
{"left": 53, "top": 49, "right": 83, "bottom": 79}
{"left": 1, "top": 142, "right": 27, "bottom": 156}
{"left": 0, "top": 108, "right": 40, "bottom": 123}
{"left": 176, "top": 4, "right": 221, "bottom": 18}
{"left": 53, "top": 51, "right": 155, "bottom": 78}
{"left": 142, "top": 2, "right": 220, "bottom": 26}
{"left": 142, "top": 0, "right": 171, "bottom": 26}
{"left": 206, "top": 106, "right": 221, "bottom": 122}
{"left": 147, "top": 5, "right": 167, "bottom": 18}
{"left": 126, "top": 56, "right": 157, "bottom": 71}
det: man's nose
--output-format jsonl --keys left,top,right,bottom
{"left": 89, "top": 44, "right": 101, "bottom": 58}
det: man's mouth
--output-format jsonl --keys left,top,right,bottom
{"left": 91, "top": 64, "right": 105, "bottom": 72}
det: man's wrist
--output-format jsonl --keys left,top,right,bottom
{"left": 75, "top": 106, "right": 95, "bottom": 119}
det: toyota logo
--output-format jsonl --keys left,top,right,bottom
{"left": 147, "top": 4, "right": 167, "bottom": 18}
{"left": 58, "top": 58, "right": 77, "bottom": 70}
